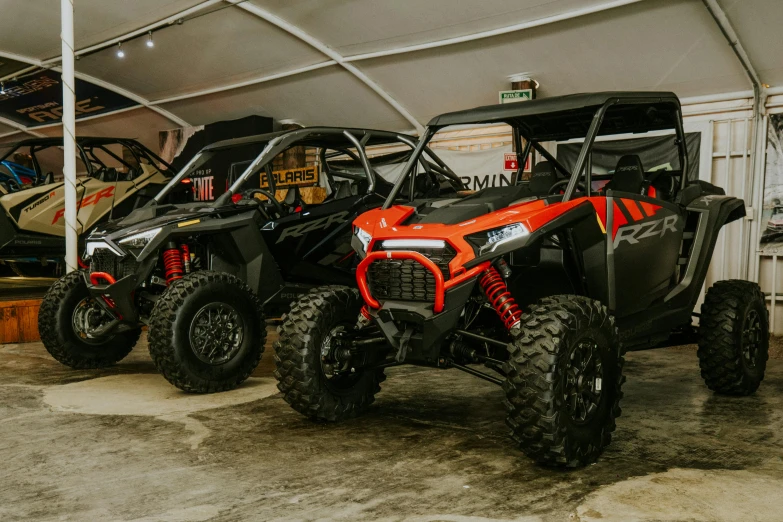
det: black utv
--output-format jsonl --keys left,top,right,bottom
{"left": 39, "top": 127, "right": 464, "bottom": 393}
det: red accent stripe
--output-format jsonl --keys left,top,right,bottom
{"left": 639, "top": 201, "right": 662, "bottom": 217}
{"left": 625, "top": 200, "right": 644, "bottom": 222}
{"left": 612, "top": 201, "right": 628, "bottom": 239}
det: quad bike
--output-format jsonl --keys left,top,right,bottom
{"left": 274, "top": 92, "right": 767, "bottom": 468}
{"left": 39, "top": 127, "right": 464, "bottom": 393}
{"left": 0, "top": 137, "right": 182, "bottom": 277}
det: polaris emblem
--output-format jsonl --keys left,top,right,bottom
{"left": 276, "top": 211, "right": 350, "bottom": 243}
{"left": 614, "top": 215, "right": 679, "bottom": 248}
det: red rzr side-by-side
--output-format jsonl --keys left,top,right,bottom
{"left": 271, "top": 92, "right": 766, "bottom": 468}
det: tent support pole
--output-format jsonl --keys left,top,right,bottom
{"left": 61, "top": 0, "right": 78, "bottom": 273}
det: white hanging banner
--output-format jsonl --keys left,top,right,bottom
{"left": 435, "top": 144, "right": 526, "bottom": 191}
{"left": 372, "top": 144, "right": 531, "bottom": 191}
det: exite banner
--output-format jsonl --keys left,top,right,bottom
{"left": 0, "top": 70, "right": 136, "bottom": 127}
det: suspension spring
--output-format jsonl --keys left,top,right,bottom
{"left": 479, "top": 266, "right": 522, "bottom": 331}
{"left": 163, "top": 245, "right": 184, "bottom": 284}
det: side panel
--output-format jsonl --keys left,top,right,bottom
{"left": 262, "top": 194, "right": 381, "bottom": 287}
{"left": 611, "top": 194, "right": 684, "bottom": 317}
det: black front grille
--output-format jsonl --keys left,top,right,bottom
{"left": 90, "top": 249, "right": 138, "bottom": 280}
{"left": 367, "top": 246, "right": 454, "bottom": 302}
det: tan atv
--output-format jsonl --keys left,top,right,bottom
{"left": 0, "top": 137, "right": 182, "bottom": 276}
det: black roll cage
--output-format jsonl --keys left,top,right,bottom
{"left": 383, "top": 96, "right": 689, "bottom": 209}
{"left": 152, "top": 126, "right": 462, "bottom": 207}
{"left": 0, "top": 137, "right": 174, "bottom": 185}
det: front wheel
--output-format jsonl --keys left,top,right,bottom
{"left": 39, "top": 271, "right": 140, "bottom": 368}
{"left": 503, "top": 295, "right": 624, "bottom": 467}
{"left": 698, "top": 280, "right": 769, "bottom": 395}
{"left": 148, "top": 271, "right": 266, "bottom": 393}
{"left": 274, "top": 285, "right": 385, "bottom": 421}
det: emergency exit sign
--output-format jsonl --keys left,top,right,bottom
{"left": 499, "top": 89, "right": 533, "bottom": 104}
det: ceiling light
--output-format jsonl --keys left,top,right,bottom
{"left": 116, "top": 42, "right": 125, "bottom": 58}
{"left": 146, "top": 31, "right": 154, "bottom": 48}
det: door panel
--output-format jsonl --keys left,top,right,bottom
{"left": 610, "top": 193, "right": 684, "bottom": 317}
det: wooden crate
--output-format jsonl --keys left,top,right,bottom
{"left": 0, "top": 298, "right": 41, "bottom": 343}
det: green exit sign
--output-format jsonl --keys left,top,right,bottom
{"left": 499, "top": 89, "right": 533, "bottom": 104}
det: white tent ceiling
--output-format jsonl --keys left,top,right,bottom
{"left": 0, "top": 0, "right": 778, "bottom": 150}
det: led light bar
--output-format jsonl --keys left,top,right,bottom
{"left": 381, "top": 239, "right": 446, "bottom": 249}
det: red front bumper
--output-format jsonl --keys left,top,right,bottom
{"left": 356, "top": 250, "right": 489, "bottom": 313}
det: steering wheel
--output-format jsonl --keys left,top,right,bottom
{"left": 548, "top": 180, "right": 586, "bottom": 195}
{"left": 240, "top": 188, "right": 287, "bottom": 219}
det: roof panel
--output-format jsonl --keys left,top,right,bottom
{"left": 719, "top": 0, "right": 783, "bottom": 86}
{"left": 158, "top": 66, "right": 412, "bottom": 132}
{"left": 359, "top": 0, "right": 750, "bottom": 124}
{"left": 75, "top": 7, "right": 326, "bottom": 101}
{"left": 35, "top": 107, "right": 177, "bottom": 151}
{"left": 0, "top": 0, "right": 204, "bottom": 60}
{"left": 249, "top": 0, "right": 626, "bottom": 57}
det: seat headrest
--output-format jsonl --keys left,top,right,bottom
{"left": 612, "top": 155, "right": 645, "bottom": 193}
{"left": 528, "top": 161, "right": 558, "bottom": 195}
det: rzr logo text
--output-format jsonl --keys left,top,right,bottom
{"left": 276, "top": 211, "right": 350, "bottom": 243}
{"left": 52, "top": 186, "right": 115, "bottom": 224}
{"left": 614, "top": 215, "right": 679, "bottom": 248}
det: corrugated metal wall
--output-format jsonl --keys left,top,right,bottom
{"left": 694, "top": 117, "right": 754, "bottom": 313}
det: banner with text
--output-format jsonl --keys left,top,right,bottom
{"left": 0, "top": 69, "right": 137, "bottom": 127}
{"left": 434, "top": 145, "right": 530, "bottom": 191}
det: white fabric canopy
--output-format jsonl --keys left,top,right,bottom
{"left": 0, "top": 0, "right": 779, "bottom": 149}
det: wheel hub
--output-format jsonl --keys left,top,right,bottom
{"left": 71, "top": 297, "right": 113, "bottom": 344}
{"left": 742, "top": 309, "right": 762, "bottom": 368}
{"left": 564, "top": 339, "right": 603, "bottom": 425}
{"left": 321, "top": 326, "right": 347, "bottom": 379}
{"left": 189, "top": 302, "right": 244, "bottom": 365}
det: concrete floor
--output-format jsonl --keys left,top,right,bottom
{"left": 1, "top": 331, "right": 782, "bottom": 522}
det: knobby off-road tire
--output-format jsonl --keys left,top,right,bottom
{"left": 698, "top": 280, "right": 768, "bottom": 395}
{"left": 39, "top": 271, "right": 140, "bottom": 368}
{"left": 148, "top": 271, "right": 265, "bottom": 393}
{"left": 274, "top": 285, "right": 385, "bottom": 421}
{"left": 503, "top": 295, "right": 624, "bottom": 467}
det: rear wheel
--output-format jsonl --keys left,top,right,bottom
{"left": 274, "top": 286, "right": 385, "bottom": 421}
{"left": 148, "top": 271, "right": 265, "bottom": 393}
{"left": 698, "top": 280, "right": 769, "bottom": 395}
{"left": 39, "top": 271, "right": 140, "bottom": 368}
{"left": 503, "top": 295, "right": 624, "bottom": 467}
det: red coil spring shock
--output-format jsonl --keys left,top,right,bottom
{"left": 479, "top": 266, "right": 523, "bottom": 331}
{"left": 163, "top": 245, "right": 184, "bottom": 284}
